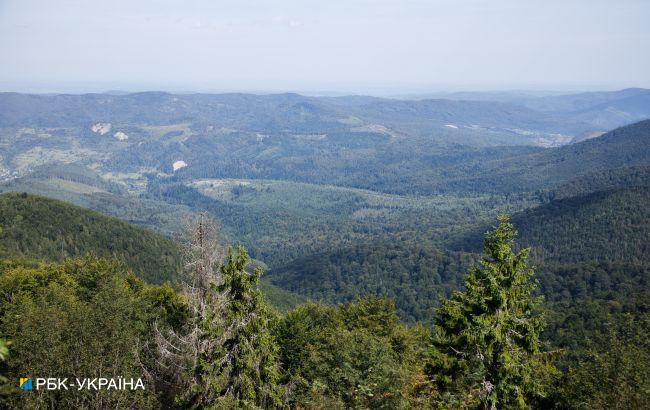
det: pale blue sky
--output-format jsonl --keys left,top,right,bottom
{"left": 0, "top": 0, "right": 648, "bottom": 94}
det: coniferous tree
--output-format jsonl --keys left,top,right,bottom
{"left": 157, "top": 214, "right": 281, "bottom": 408}
{"left": 209, "top": 246, "right": 283, "bottom": 408}
{"left": 428, "top": 216, "right": 557, "bottom": 409}
{"left": 155, "top": 213, "right": 228, "bottom": 407}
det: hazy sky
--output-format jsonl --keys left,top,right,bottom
{"left": 1, "top": 0, "right": 649, "bottom": 94}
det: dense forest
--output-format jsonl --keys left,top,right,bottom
{"left": 0, "top": 201, "right": 647, "bottom": 408}
{"left": 267, "top": 243, "right": 475, "bottom": 323}
{"left": 0, "top": 193, "right": 300, "bottom": 311}
{"left": 263, "top": 185, "right": 649, "bottom": 326}
{"left": 0, "top": 192, "right": 182, "bottom": 283}
{"left": 0, "top": 94, "right": 649, "bottom": 408}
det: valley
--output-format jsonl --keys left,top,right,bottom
{"left": 1, "top": 89, "right": 648, "bottom": 408}
{"left": 2, "top": 91, "right": 649, "bottom": 306}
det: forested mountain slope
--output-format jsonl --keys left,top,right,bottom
{"left": 454, "top": 186, "right": 650, "bottom": 264}
{"left": 0, "top": 192, "right": 304, "bottom": 310}
{"left": 446, "top": 186, "right": 650, "bottom": 319}
{"left": 270, "top": 185, "right": 650, "bottom": 323}
{"left": 517, "top": 187, "right": 650, "bottom": 264}
{"left": 267, "top": 243, "right": 476, "bottom": 322}
{"left": 437, "top": 119, "right": 650, "bottom": 193}
{"left": 0, "top": 192, "right": 182, "bottom": 283}
{"left": 164, "top": 118, "right": 650, "bottom": 195}
{"left": 519, "top": 88, "right": 650, "bottom": 130}
{"left": 549, "top": 165, "right": 650, "bottom": 199}
{"left": 530, "top": 119, "right": 650, "bottom": 181}
{"left": 516, "top": 187, "right": 649, "bottom": 305}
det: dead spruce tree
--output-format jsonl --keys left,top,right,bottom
{"left": 155, "top": 213, "right": 281, "bottom": 408}
{"left": 154, "top": 213, "right": 226, "bottom": 405}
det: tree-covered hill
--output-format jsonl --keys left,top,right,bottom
{"left": 268, "top": 186, "right": 650, "bottom": 323}
{"left": 517, "top": 187, "right": 650, "bottom": 265}
{"left": 267, "top": 242, "right": 477, "bottom": 322}
{"left": 434, "top": 119, "right": 650, "bottom": 193}
{"left": 514, "top": 187, "right": 649, "bottom": 307}
{"left": 529, "top": 119, "right": 650, "bottom": 185}
{"left": 0, "top": 192, "right": 304, "bottom": 310}
{"left": 520, "top": 88, "right": 649, "bottom": 113}
{"left": 0, "top": 192, "right": 182, "bottom": 283}
{"left": 162, "top": 118, "right": 650, "bottom": 195}
{"left": 454, "top": 186, "right": 650, "bottom": 265}
{"left": 549, "top": 165, "right": 650, "bottom": 200}
{"left": 447, "top": 186, "right": 650, "bottom": 325}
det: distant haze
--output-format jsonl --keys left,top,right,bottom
{"left": 0, "top": 0, "right": 649, "bottom": 95}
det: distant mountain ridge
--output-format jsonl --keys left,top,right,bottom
{"left": 0, "top": 91, "right": 575, "bottom": 133}
{"left": 394, "top": 88, "right": 650, "bottom": 131}
{"left": 519, "top": 88, "right": 650, "bottom": 130}
{"left": 520, "top": 88, "right": 650, "bottom": 113}
{"left": 434, "top": 119, "right": 650, "bottom": 193}
{"left": 3, "top": 88, "right": 647, "bottom": 137}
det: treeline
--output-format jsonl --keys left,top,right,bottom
{"left": 1, "top": 216, "right": 647, "bottom": 408}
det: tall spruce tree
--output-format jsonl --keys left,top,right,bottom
{"left": 210, "top": 246, "right": 282, "bottom": 408}
{"left": 428, "top": 216, "right": 557, "bottom": 409}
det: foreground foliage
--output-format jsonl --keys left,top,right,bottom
{"left": 155, "top": 215, "right": 282, "bottom": 409}
{"left": 0, "top": 256, "right": 186, "bottom": 409}
{"left": 275, "top": 297, "right": 430, "bottom": 408}
{"left": 0, "top": 216, "right": 647, "bottom": 408}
